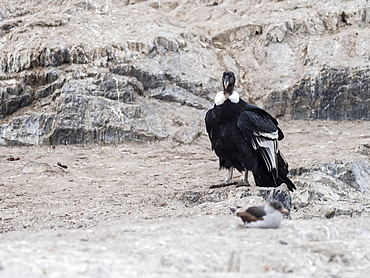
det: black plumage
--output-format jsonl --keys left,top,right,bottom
{"left": 205, "top": 71, "right": 296, "bottom": 191}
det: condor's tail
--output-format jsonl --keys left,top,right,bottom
{"left": 253, "top": 150, "right": 296, "bottom": 192}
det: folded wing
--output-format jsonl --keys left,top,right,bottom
{"left": 237, "top": 110, "right": 279, "bottom": 175}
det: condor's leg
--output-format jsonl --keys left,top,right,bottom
{"left": 243, "top": 171, "right": 249, "bottom": 183}
{"left": 209, "top": 167, "right": 237, "bottom": 189}
{"left": 225, "top": 167, "right": 233, "bottom": 183}
{"left": 236, "top": 171, "right": 251, "bottom": 187}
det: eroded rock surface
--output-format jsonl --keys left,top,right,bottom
{"left": 1, "top": 0, "right": 370, "bottom": 145}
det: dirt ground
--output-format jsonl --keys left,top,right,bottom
{"left": 1, "top": 120, "right": 370, "bottom": 277}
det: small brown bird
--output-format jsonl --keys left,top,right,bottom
{"left": 231, "top": 201, "right": 289, "bottom": 228}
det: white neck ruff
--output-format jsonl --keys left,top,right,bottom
{"left": 215, "top": 91, "right": 240, "bottom": 106}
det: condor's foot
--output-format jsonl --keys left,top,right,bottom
{"left": 236, "top": 180, "right": 251, "bottom": 187}
{"left": 209, "top": 180, "right": 238, "bottom": 189}
{"left": 236, "top": 171, "right": 251, "bottom": 187}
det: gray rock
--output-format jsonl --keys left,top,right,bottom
{"left": 1, "top": 0, "right": 370, "bottom": 146}
{"left": 291, "top": 160, "right": 370, "bottom": 192}
{"left": 268, "top": 184, "right": 292, "bottom": 217}
{"left": 178, "top": 184, "right": 292, "bottom": 215}
{"left": 266, "top": 68, "right": 370, "bottom": 120}
{"left": 321, "top": 161, "right": 370, "bottom": 191}
{"left": 150, "top": 85, "right": 210, "bottom": 110}
{"left": 290, "top": 160, "right": 370, "bottom": 219}
{"left": 357, "top": 144, "right": 370, "bottom": 156}
{"left": 110, "top": 64, "right": 166, "bottom": 91}
{"left": 22, "top": 161, "right": 51, "bottom": 173}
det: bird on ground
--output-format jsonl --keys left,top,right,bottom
{"left": 230, "top": 201, "right": 289, "bottom": 228}
{"left": 205, "top": 71, "right": 296, "bottom": 191}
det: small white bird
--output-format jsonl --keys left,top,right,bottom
{"left": 231, "top": 201, "right": 289, "bottom": 228}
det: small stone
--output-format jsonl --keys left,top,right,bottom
{"left": 268, "top": 184, "right": 292, "bottom": 217}
{"left": 22, "top": 161, "right": 50, "bottom": 173}
{"left": 357, "top": 144, "right": 370, "bottom": 156}
{"left": 325, "top": 209, "right": 336, "bottom": 219}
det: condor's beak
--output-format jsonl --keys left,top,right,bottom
{"left": 223, "top": 76, "right": 230, "bottom": 89}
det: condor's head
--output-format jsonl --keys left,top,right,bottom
{"left": 222, "top": 71, "right": 236, "bottom": 97}
{"left": 215, "top": 71, "right": 239, "bottom": 106}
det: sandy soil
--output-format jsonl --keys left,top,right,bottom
{"left": 0, "top": 120, "right": 370, "bottom": 277}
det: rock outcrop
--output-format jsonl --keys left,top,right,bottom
{"left": 290, "top": 160, "right": 370, "bottom": 218}
{"left": 1, "top": 0, "right": 369, "bottom": 145}
{"left": 266, "top": 67, "right": 370, "bottom": 120}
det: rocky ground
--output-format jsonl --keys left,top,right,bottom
{"left": 1, "top": 0, "right": 370, "bottom": 277}
{"left": 1, "top": 120, "right": 370, "bottom": 277}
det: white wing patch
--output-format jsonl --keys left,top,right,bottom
{"left": 253, "top": 130, "right": 278, "bottom": 140}
{"left": 252, "top": 137, "right": 278, "bottom": 172}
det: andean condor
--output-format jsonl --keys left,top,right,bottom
{"left": 205, "top": 71, "right": 296, "bottom": 191}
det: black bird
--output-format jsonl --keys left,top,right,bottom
{"left": 205, "top": 71, "right": 296, "bottom": 191}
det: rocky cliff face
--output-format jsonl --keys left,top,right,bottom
{"left": 0, "top": 0, "right": 369, "bottom": 145}
{"left": 266, "top": 67, "right": 370, "bottom": 120}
